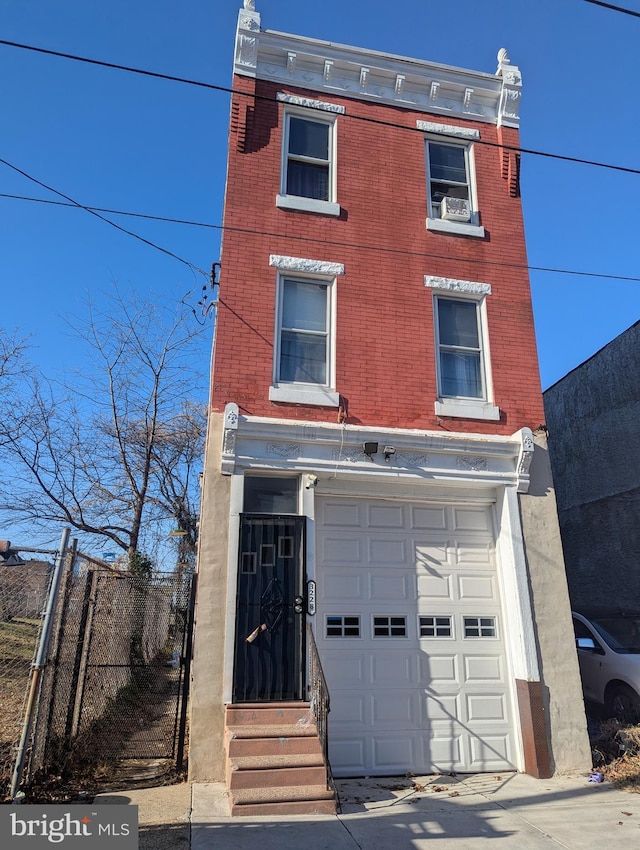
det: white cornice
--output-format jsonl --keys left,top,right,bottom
{"left": 220, "top": 405, "right": 534, "bottom": 493}
{"left": 234, "top": 6, "right": 522, "bottom": 127}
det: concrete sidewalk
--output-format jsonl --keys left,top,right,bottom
{"left": 97, "top": 771, "right": 640, "bottom": 849}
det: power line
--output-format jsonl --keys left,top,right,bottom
{"left": 2, "top": 38, "right": 640, "bottom": 179}
{"left": 582, "top": 0, "right": 640, "bottom": 18}
{"left": 3, "top": 189, "right": 640, "bottom": 285}
{"left": 0, "top": 160, "right": 207, "bottom": 277}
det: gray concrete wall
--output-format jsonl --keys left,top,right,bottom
{"left": 544, "top": 321, "right": 640, "bottom": 609}
{"left": 518, "top": 430, "right": 591, "bottom": 774}
{"left": 188, "top": 412, "right": 231, "bottom": 783}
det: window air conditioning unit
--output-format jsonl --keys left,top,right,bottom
{"left": 440, "top": 197, "right": 471, "bottom": 222}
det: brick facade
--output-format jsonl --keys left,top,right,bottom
{"left": 212, "top": 76, "right": 544, "bottom": 434}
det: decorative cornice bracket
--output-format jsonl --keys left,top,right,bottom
{"left": 221, "top": 402, "right": 239, "bottom": 475}
{"left": 515, "top": 427, "right": 535, "bottom": 493}
{"left": 235, "top": 6, "right": 261, "bottom": 76}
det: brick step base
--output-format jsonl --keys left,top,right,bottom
{"left": 225, "top": 702, "right": 335, "bottom": 816}
{"left": 230, "top": 784, "right": 336, "bottom": 817}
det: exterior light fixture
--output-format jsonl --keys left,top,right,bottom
{"left": 383, "top": 446, "right": 396, "bottom": 462}
{"left": 363, "top": 441, "right": 379, "bottom": 458}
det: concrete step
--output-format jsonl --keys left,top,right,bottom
{"left": 226, "top": 703, "right": 313, "bottom": 727}
{"left": 226, "top": 723, "right": 317, "bottom": 740}
{"left": 228, "top": 764, "right": 328, "bottom": 790}
{"left": 229, "top": 752, "right": 323, "bottom": 770}
{"left": 230, "top": 784, "right": 336, "bottom": 817}
{"left": 227, "top": 734, "right": 323, "bottom": 758}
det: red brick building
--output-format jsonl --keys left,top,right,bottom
{"left": 190, "top": 2, "right": 589, "bottom": 813}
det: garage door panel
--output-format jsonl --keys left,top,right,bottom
{"left": 372, "top": 735, "right": 416, "bottom": 771}
{"left": 410, "top": 505, "right": 448, "bottom": 530}
{"left": 452, "top": 506, "right": 493, "bottom": 532}
{"left": 466, "top": 693, "right": 509, "bottom": 722}
{"left": 322, "top": 501, "right": 361, "bottom": 528}
{"left": 369, "top": 537, "right": 407, "bottom": 564}
{"left": 420, "top": 693, "right": 460, "bottom": 722}
{"left": 322, "top": 571, "right": 362, "bottom": 600}
{"left": 367, "top": 503, "right": 405, "bottom": 528}
{"left": 458, "top": 574, "right": 496, "bottom": 600}
{"left": 420, "top": 733, "right": 464, "bottom": 769}
{"left": 371, "top": 692, "right": 416, "bottom": 725}
{"left": 420, "top": 653, "right": 459, "bottom": 684}
{"left": 329, "top": 737, "right": 367, "bottom": 774}
{"left": 323, "top": 652, "right": 365, "bottom": 687}
{"left": 417, "top": 572, "right": 453, "bottom": 599}
{"left": 415, "top": 542, "right": 450, "bottom": 570}
{"left": 370, "top": 572, "right": 412, "bottom": 601}
{"left": 453, "top": 541, "right": 494, "bottom": 565}
{"left": 370, "top": 652, "right": 414, "bottom": 686}
{"left": 322, "top": 536, "right": 362, "bottom": 564}
{"left": 329, "top": 693, "right": 367, "bottom": 726}
{"left": 463, "top": 655, "right": 504, "bottom": 682}
{"left": 468, "top": 734, "right": 513, "bottom": 769}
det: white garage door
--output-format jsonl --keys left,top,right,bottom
{"left": 315, "top": 497, "right": 517, "bottom": 777}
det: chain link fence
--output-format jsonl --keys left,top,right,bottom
{"left": 0, "top": 555, "right": 53, "bottom": 799}
{"left": 0, "top": 535, "right": 194, "bottom": 800}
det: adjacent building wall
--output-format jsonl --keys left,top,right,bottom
{"left": 543, "top": 321, "right": 640, "bottom": 609}
{"left": 189, "top": 413, "right": 231, "bottom": 782}
{"left": 518, "top": 430, "right": 591, "bottom": 772}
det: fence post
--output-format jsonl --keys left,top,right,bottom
{"left": 10, "top": 528, "right": 71, "bottom": 799}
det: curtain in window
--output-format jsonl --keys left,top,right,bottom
{"left": 440, "top": 351, "right": 482, "bottom": 398}
{"left": 280, "top": 332, "right": 327, "bottom": 383}
{"left": 287, "top": 161, "right": 329, "bottom": 200}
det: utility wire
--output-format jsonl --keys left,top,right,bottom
{"left": 0, "top": 160, "right": 207, "bottom": 277}
{"left": 3, "top": 189, "right": 640, "bottom": 285}
{"left": 1, "top": 38, "right": 640, "bottom": 178}
{"left": 582, "top": 0, "right": 640, "bottom": 18}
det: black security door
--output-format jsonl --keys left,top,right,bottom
{"left": 232, "top": 515, "right": 306, "bottom": 702}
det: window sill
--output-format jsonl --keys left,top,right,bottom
{"left": 276, "top": 195, "right": 341, "bottom": 217}
{"left": 269, "top": 385, "right": 340, "bottom": 407}
{"left": 426, "top": 218, "right": 485, "bottom": 238}
{"left": 435, "top": 400, "right": 500, "bottom": 421}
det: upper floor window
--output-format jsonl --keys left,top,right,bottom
{"left": 276, "top": 110, "right": 340, "bottom": 217}
{"left": 436, "top": 297, "right": 485, "bottom": 400}
{"left": 425, "top": 276, "right": 499, "bottom": 421}
{"left": 422, "top": 132, "right": 484, "bottom": 238}
{"left": 286, "top": 116, "right": 331, "bottom": 201}
{"left": 279, "top": 278, "right": 330, "bottom": 385}
{"left": 269, "top": 273, "right": 339, "bottom": 408}
{"left": 428, "top": 142, "right": 471, "bottom": 221}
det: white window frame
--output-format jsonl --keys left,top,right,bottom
{"left": 422, "top": 127, "right": 484, "bottom": 238}
{"left": 430, "top": 285, "right": 500, "bottom": 421}
{"left": 269, "top": 269, "right": 339, "bottom": 407}
{"left": 276, "top": 107, "right": 340, "bottom": 217}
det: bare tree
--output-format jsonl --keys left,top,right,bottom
{"left": 0, "top": 290, "right": 207, "bottom": 560}
{"left": 0, "top": 330, "right": 31, "bottom": 445}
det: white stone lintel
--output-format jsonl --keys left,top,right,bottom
{"left": 417, "top": 120, "right": 480, "bottom": 140}
{"left": 270, "top": 255, "right": 345, "bottom": 276}
{"left": 424, "top": 275, "right": 491, "bottom": 296}
{"left": 277, "top": 92, "right": 345, "bottom": 114}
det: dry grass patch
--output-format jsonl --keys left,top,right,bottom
{"left": 592, "top": 721, "right": 640, "bottom": 791}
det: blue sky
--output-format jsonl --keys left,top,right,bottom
{"left": 2, "top": 0, "right": 640, "bottom": 396}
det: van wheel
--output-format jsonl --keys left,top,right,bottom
{"left": 606, "top": 684, "right": 640, "bottom": 723}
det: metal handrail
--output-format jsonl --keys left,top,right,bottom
{"left": 306, "top": 623, "right": 334, "bottom": 791}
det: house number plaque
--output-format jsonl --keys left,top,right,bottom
{"left": 307, "top": 580, "right": 316, "bottom": 615}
